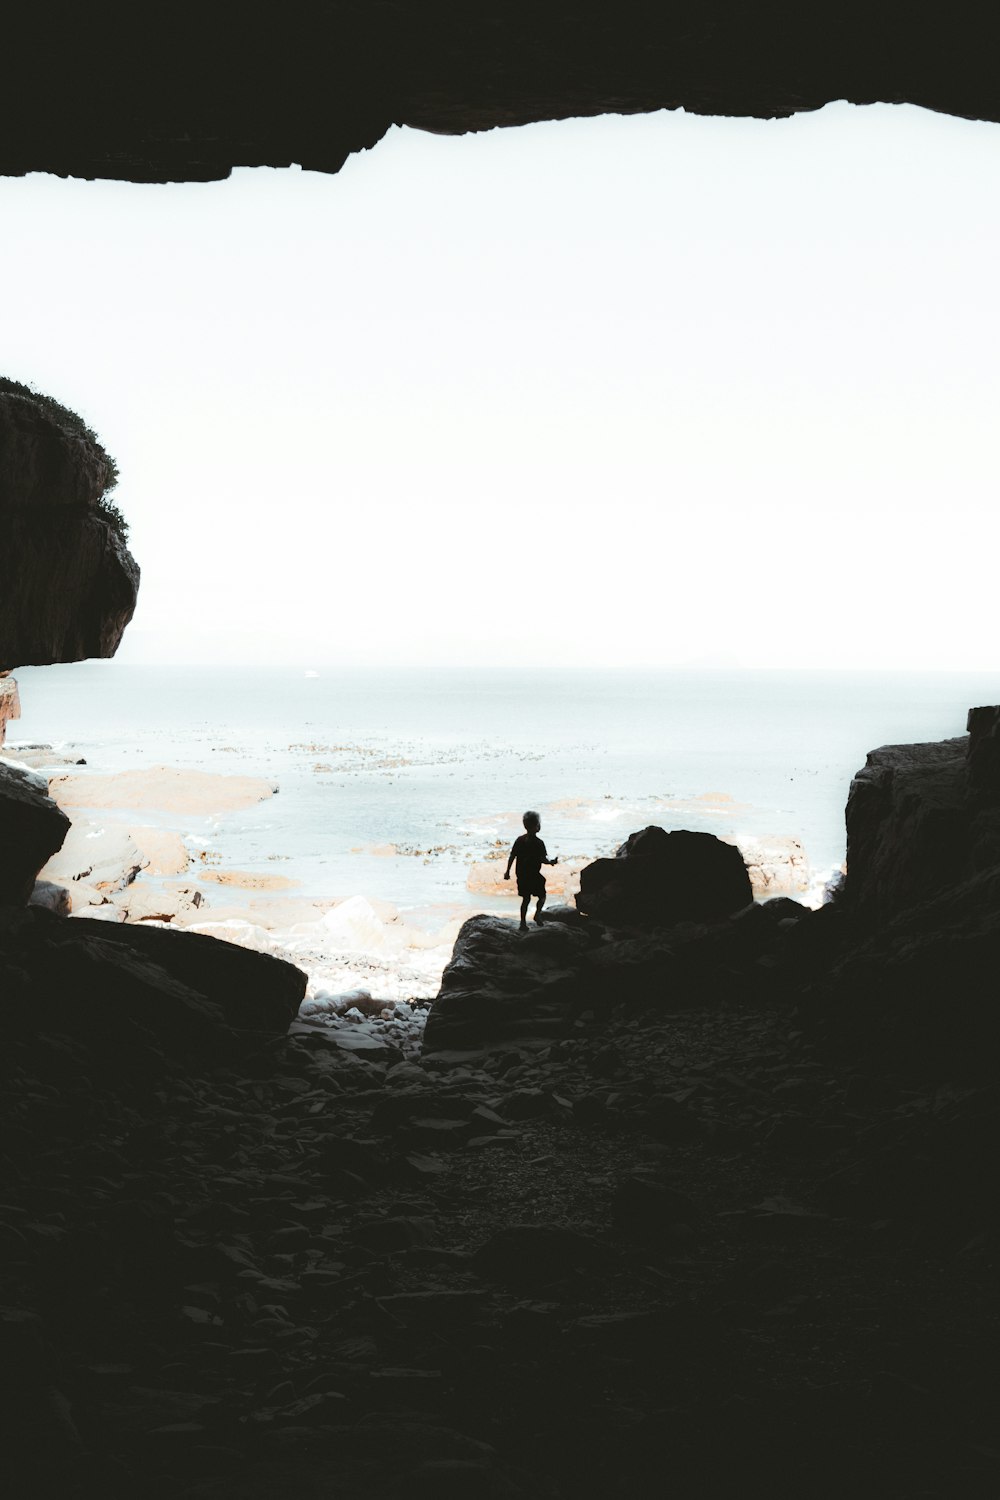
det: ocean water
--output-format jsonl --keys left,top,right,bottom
{"left": 10, "top": 663, "right": 999, "bottom": 918}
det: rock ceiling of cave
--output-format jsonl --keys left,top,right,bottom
{"left": 3, "top": 2, "right": 999, "bottom": 183}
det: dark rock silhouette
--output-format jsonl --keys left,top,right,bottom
{"left": 0, "top": 906, "right": 306, "bottom": 1061}
{"left": 0, "top": 388, "right": 138, "bottom": 669}
{"left": 805, "top": 864, "right": 1000, "bottom": 1077}
{"left": 844, "top": 706, "right": 1000, "bottom": 921}
{"left": 577, "top": 825, "right": 753, "bottom": 926}
{"left": 3, "top": 5, "right": 1000, "bottom": 182}
{"left": 967, "top": 703, "right": 1000, "bottom": 791}
{"left": 424, "top": 910, "right": 598, "bottom": 1054}
{"left": 68, "top": 916, "right": 308, "bottom": 1041}
{"left": 0, "top": 759, "right": 70, "bottom": 903}
{"left": 424, "top": 885, "right": 812, "bottom": 1057}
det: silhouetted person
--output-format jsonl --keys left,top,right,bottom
{"left": 504, "top": 810, "right": 559, "bottom": 930}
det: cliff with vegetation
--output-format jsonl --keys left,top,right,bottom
{"left": 0, "top": 381, "right": 139, "bottom": 670}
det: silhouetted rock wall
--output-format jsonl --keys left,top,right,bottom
{"left": 843, "top": 706, "right": 1000, "bottom": 921}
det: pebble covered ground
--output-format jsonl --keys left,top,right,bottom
{"left": 4, "top": 963, "right": 998, "bottom": 1499}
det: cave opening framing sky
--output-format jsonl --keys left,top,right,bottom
{"left": 2, "top": 102, "right": 999, "bottom": 670}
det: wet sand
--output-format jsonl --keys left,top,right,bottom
{"left": 48, "top": 765, "right": 277, "bottom": 816}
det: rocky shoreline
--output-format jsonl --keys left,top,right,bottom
{"left": 4, "top": 743, "right": 830, "bottom": 1069}
{"left": 2, "top": 707, "right": 1000, "bottom": 1495}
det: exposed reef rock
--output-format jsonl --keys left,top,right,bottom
{"left": 0, "top": 673, "right": 19, "bottom": 744}
{"left": 843, "top": 705, "right": 1000, "bottom": 921}
{"left": 0, "top": 387, "right": 138, "bottom": 669}
{"left": 0, "top": 758, "right": 70, "bottom": 904}
{"left": 49, "top": 765, "right": 277, "bottom": 816}
{"left": 733, "top": 834, "right": 809, "bottom": 897}
{"left": 466, "top": 854, "right": 588, "bottom": 900}
{"left": 4, "top": 5, "right": 1000, "bottom": 183}
{"left": 577, "top": 825, "right": 753, "bottom": 926}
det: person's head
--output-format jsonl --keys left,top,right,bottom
{"left": 522, "top": 810, "right": 541, "bottom": 833}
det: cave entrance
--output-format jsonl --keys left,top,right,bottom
{"left": 3, "top": 103, "right": 1000, "bottom": 972}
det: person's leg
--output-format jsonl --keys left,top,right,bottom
{"left": 534, "top": 891, "right": 546, "bottom": 923}
{"left": 519, "top": 894, "right": 529, "bottom": 929}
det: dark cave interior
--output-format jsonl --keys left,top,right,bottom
{"left": 2, "top": 6, "right": 1000, "bottom": 1497}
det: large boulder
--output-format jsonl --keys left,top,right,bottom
{"left": 0, "top": 906, "right": 306, "bottom": 1061}
{"left": 66, "top": 918, "right": 307, "bottom": 1040}
{"left": 0, "top": 759, "right": 70, "bottom": 904}
{"left": 0, "top": 385, "right": 139, "bottom": 669}
{"left": 576, "top": 826, "right": 753, "bottom": 927}
{"left": 423, "top": 912, "right": 598, "bottom": 1055}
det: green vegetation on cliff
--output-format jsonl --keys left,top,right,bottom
{"left": 0, "top": 376, "right": 129, "bottom": 542}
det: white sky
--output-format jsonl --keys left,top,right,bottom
{"left": 2, "top": 102, "right": 1000, "bottom": 670}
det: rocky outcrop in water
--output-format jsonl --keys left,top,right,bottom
{"left": 735, "top": 834, "right": 809, "bottom": 897}
{"left": 0, "top": 386, "right": 139, "bottom": 669}
{"left": 0, "top": 758, "right": 70, "bottom": 904}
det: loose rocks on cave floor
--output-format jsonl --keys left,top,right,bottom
{"left": 3, "top": 993, "right": 998, "bottom": 1500}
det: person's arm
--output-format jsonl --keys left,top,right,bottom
{"left": 541, "top": 839, "right": 559, "bottom": 866}
{"left": 503, "top": 838, "right": 519, "bottom": 879}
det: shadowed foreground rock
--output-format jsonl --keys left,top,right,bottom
{"left": 72, "top": 916, "right": 308, "bottom": 1040}
{"left": 577, "top": 826, "right": 753, "bottom": 926}
{"left": 423, "top": 894, "right": 814, "bottom": 1057}
{"left": 0, "top": 906, "right": 306, "bottom": 1059}
{"left": 0, "top": 758, "right": 70, "bottom": 904}
{"left": 843, "top": 704, "right": 1000, "bottom": 921}
{"left": 423, "top": 911, "right": 601, "bottom": 1054}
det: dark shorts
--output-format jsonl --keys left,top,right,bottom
{"left": 517, "top": 871, "right": 546, "bottom": 898}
